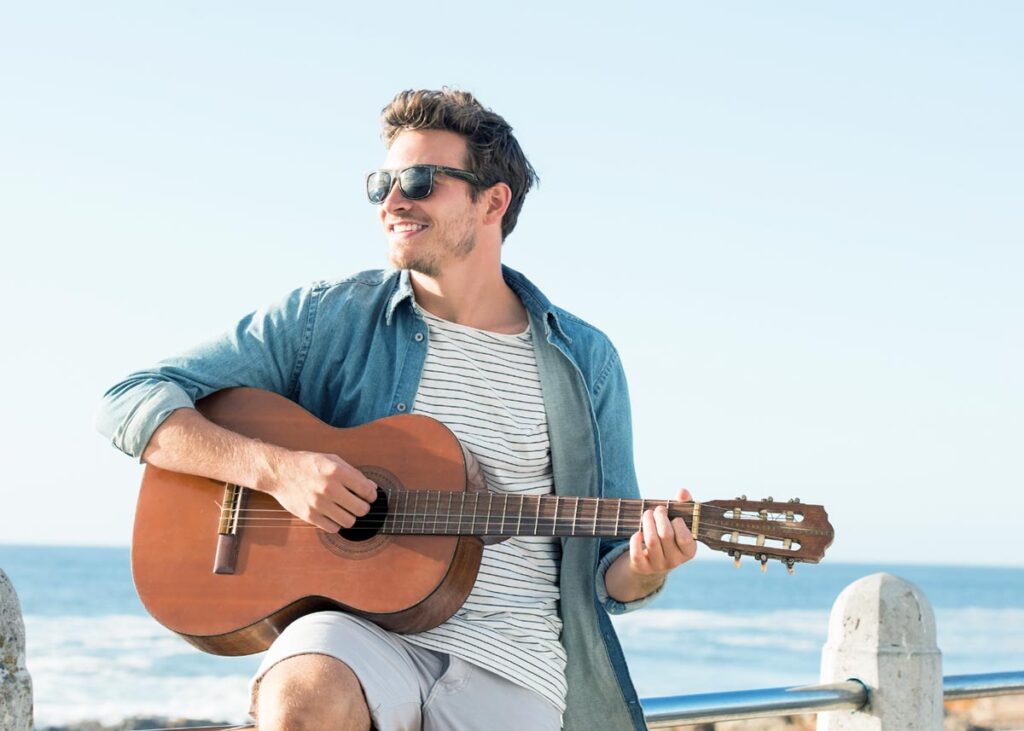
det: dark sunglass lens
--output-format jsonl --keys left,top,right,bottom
{"left": 367, "top": 171, "right": 393, "bottom": 204}
{"left": 398, "top": 166, "right": 434, "bottom": 200}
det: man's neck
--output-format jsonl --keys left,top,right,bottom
{"left": 410, "top": 259, "right": 528, "bottom": 335}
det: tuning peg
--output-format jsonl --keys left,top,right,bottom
{"left": 765, "top": 496, "right": 774, "bottom": 503}
{"left": 760, "top": 558, "right": 768, "bottom": 573}
{"left": 732, "top": 551, "right": 741, "bottom": 569}
{"left": 788, "top": 497, "right": 800, "bottom": 504}
{"left": 785, "top": 559, "right": 796, "bottom": 575}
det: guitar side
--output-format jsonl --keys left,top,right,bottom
{"left": 131, "top": 388, "right": 484, "bottom": 656}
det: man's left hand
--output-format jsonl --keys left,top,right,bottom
{"left": 604, "top": 488, "right": 698, "bottom": 603}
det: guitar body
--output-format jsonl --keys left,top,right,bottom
{"left": 131, "top": 388, "right": 484, "bottom": 656}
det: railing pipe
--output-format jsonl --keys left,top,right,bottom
{"left": 640, "top": 670, "right": 1024, "bottom": 727}
{"left": 642, "top": 680, "right": 867, "bottom": 727}
{"left": 944, "top": 670, "right": 1024, "bottom": 700}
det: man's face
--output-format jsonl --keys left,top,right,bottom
{"left": 378, "top": 129, "right": 481, "bottom": 277}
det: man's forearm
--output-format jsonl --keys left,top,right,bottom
{"left": 141, "top": 407, "right": 284, "bottom": 492}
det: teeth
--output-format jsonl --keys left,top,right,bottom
{"left": 393, "top": 223, "right": 426, "bottom": 233}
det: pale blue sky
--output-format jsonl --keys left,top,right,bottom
{"left": 1, "top": 2, "right": 1020, "bottom": 566}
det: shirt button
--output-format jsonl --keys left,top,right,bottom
{"left": 414, "top": 332, "right": 424, "bottom": 342}
{"left": 396, "top": 403, "right": 407, "bottom": 412}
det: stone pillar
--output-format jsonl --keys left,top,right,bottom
{"left": 817, "top": 572, "right": 943, "bottom": 730}
{"left": 1, "top": 569, "right": 33, "bottom": 731}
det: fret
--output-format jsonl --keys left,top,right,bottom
{"left": 614, "top": 499, "right": 622, "bottom": 537}
{"left": 552, "top": 496, "right": 560, "bottom": 536}
{"left": 591, "top": 498, "right": 598, "bottom": 537}
{"left": 571, "top": 497, "right": 580, "bottom": 536}
{"left": 534, "top": 495, "right": 541, "bottom": 536}
{"left": 444, "top": 492, "right": 451, "bottom": 535}
{"left": 474, "top": 492, "right": 482, "bottom": 535}
{"left": 426, "top": 491, "right": 437, "bottom": 535}
{"left": 501, "top": 493, "right": 508, "bottom": 535}
{"left": 491, "top": 489, "right": 499, "bottom": 536}
{"left": 515, "top": 494, "right": 522, "bottom": 535}
{"left": 456, "top": 492, "right": 465, "bottom": 535}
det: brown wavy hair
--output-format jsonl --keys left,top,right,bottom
{"left": 380, "top": 88, "right": 539, "bottom": 241}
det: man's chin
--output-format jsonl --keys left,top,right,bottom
{"left": 388, "top": 251, "right": 439, "bottom": 278}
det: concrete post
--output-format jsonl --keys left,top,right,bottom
{"left": 1, "top": 569, "right": 33, "bottom": 731}
{"left": 817, "top": 572, "right": 943, "bottom": 730}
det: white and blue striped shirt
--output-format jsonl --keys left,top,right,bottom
{"left": 405, "top": 305, "right": 567, "bottom": 714}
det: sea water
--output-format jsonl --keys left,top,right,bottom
{"left": 1, "top": 545, "right": 1021, "bottom": 726}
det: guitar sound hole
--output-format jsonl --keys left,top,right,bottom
{"left": 339, "top": 487, "right": 389, "bottom": 542}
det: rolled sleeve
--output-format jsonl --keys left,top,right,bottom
{"left": 95, "top": 285, "right": 317, "bottom": 460}
{"left": 595, "top": 540, "right": 665, "bottom": 614}
{"left": 98, "top": 380, "right": 196, "bottom": 460}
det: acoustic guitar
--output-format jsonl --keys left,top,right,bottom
{"left": 131, "top": 388, "right": 835, "bottom": 656}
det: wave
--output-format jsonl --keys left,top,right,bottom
{"left": 24, "top": 615, "right": 259, "bottom": 725}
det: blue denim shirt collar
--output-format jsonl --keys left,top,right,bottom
{"left": 385, "top": 266, "right": 572, "bottom": 344}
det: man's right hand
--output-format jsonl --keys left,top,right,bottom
{"left": 256, "top": 449, "right": 378, "bottom": 533}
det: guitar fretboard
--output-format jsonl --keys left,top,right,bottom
{"left": 380, "top": 489, "right": 696, "bottom": 538}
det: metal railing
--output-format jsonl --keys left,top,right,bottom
{"left": 640, "top": 670, "right": 1024, "bottom": 728}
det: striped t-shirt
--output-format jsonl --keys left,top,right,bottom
{"left": 404, "top": 305, "right": 567, "bottom": 714}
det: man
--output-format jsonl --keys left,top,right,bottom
{"left": 97, "top": 89, "right": 696, "bottom": 731}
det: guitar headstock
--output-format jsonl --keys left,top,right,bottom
{"left": 696, "top": 496, "right": 834, "bottom": 573}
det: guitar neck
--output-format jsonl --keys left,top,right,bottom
{"left": 379, "top": 490, "right": 695, "bottom": 539}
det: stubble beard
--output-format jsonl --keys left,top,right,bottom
{"left": 388, "top": 220, "right": 477, "bottom": 278}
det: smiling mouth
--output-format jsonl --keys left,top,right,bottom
{"left": 389, "top": 221, "right": 429, "bottom": 234}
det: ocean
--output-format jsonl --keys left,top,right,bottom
{"left": 1, "top": 545, "right": 1021, "bottom": 726}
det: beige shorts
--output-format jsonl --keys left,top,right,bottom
{"left": 250, "top": 611, "right": 561, "bottom": 731}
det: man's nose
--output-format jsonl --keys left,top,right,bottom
{"left": 381, "top": 180, "right": 411, "bottom": 214}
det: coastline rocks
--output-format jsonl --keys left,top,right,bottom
{"left": 1, "top": 568, "right": 33, "bottom": 731}
{"left": 0, "top": 569, "right": 32, "bottom": 728}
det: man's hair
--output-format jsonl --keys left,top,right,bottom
{"left": 380, "top": 88, "right": 539, "bottom": 240}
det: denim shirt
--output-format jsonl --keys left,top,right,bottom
{"left": 97, "top": 265, "right": 654, "bottom": 730}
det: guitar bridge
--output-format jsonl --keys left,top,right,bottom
{"left": 213, "top": 482, "right": 246, "bottom": 574}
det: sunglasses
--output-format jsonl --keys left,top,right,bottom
{"left": 366, "top": 165, "right": 482, "bottom": 205}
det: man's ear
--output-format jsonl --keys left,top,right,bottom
{"left": 481, "top": 183, "right": 512, "bottom": 227}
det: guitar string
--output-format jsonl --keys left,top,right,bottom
{"left": 222, "top": 505, "right": 817, "bottom": 531}
{"left": 216, "top": 517, "right": 821, "bottom": 539}
{"left": 219, "top": 504, "right": 819, "bottom": 534}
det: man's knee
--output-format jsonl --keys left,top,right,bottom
{"left": 255, "top": 653, "right": 371, "bottom": 731}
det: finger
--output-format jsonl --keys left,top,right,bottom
{"left": 316, "top": 455, "right": 377, "bottom": 503}
{"left": 315, "top": 496, "right": 360, "bottom": 530}
{"left": 335, "top": 461, "right": 378, "bottom": 502}
{"left": 300, "top": 503, "right": 344, "bottom": 533}
{"left": 672, "top": 517, "right": 698, "bottom": 561}
{"left": 641, "top": 509, "right": 665, "bottom": 566}
{"left": 653, "top": 507, "right": 683, "bottom": 566}
{"left": 326, "top": 483, "right": 373, "bottom": 518}
{"left": 676, "top": 487, "right": 693, "bottom": 502}
{"left": 629, "top": 530, "right": 648, "bottom": 570}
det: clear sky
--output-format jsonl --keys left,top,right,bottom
{"left": 1, "top": 2, "right": 1020, "bottom": 566}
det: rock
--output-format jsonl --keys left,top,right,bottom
{"left": 1, "top": 568, "right": 33, "bottom": 731}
